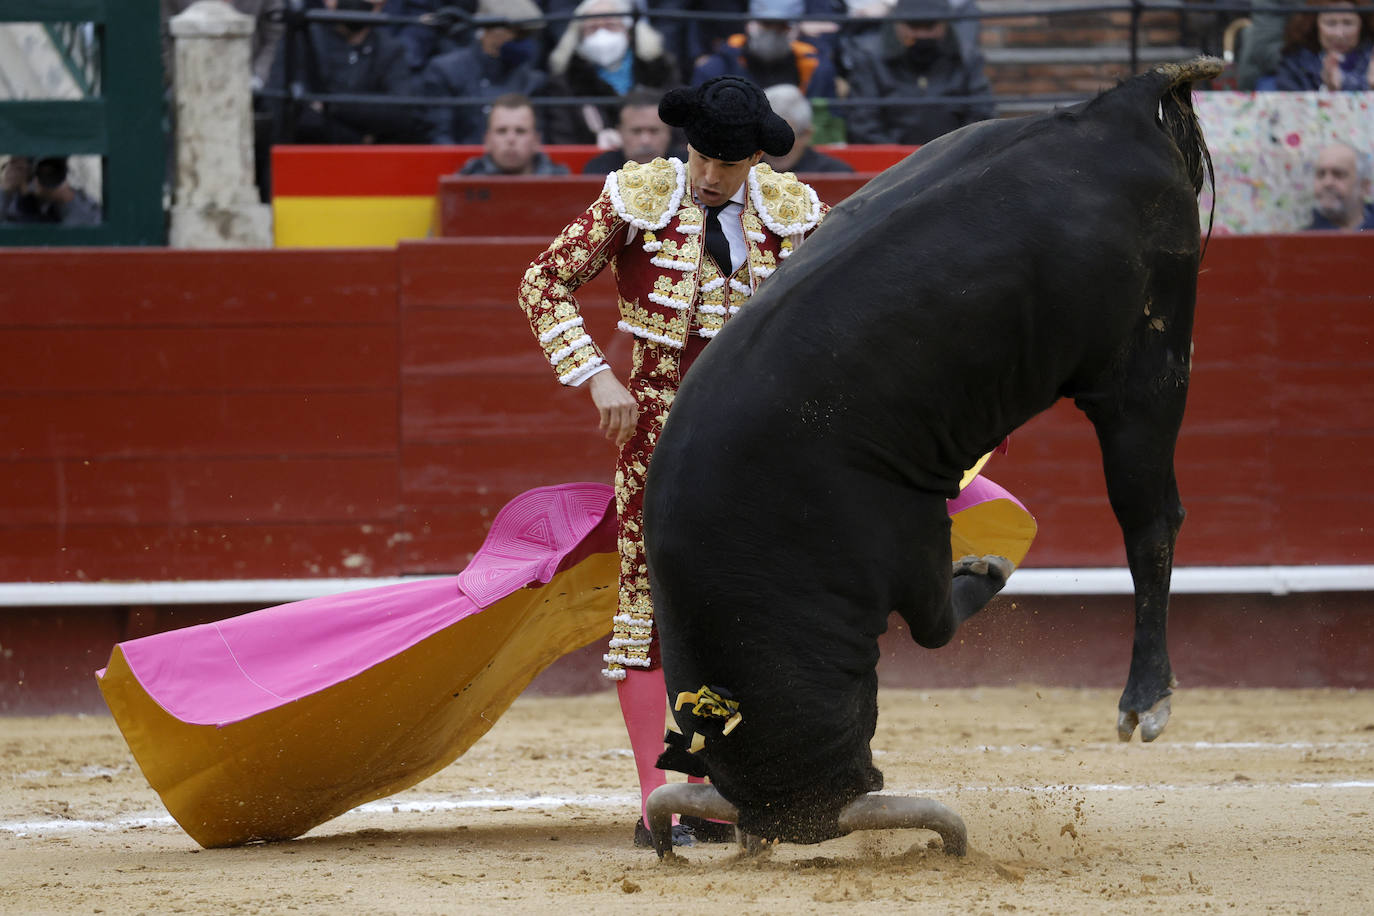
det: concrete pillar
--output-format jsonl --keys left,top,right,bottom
{"left": 168, "top": 1, "right": 272, "bottom": 248}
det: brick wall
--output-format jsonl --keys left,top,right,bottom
{"left": 974, "top": 1, "right": 1217, "bottom": 99}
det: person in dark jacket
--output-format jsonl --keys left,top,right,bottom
{"left": 265, "top": 0, "right": 424, "bottom": 144}
{"left": 456, "top": 94, "right": 571, "bottom": 174}
{"left": 690, "top": 0, "right": 837, "bottom": 99}
{"left": 762, "top": 82, "right": 852, "bottom": 174}
{"left": 541, "top": 0, "right": 679, "bottom": 146}
{"left": 581, "top": 89, "right": 687, "bottom": 174}
{"left": 842, "top": 0, "right": 993, "bottom": 145}
{"left": 1273, "top": 0, "right": 1374, "bottom": 92}
{"left": 419, "top": 0, "right": 547, "bottom": 144}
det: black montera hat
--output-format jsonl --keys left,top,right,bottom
{"left": 659, "top": 76, "right": 794, "bottom": 162}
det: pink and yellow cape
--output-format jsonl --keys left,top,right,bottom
{"left": 97, "top": 478, "right": 1033, "bottom": 848}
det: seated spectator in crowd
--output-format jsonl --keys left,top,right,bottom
{"left": 0, "top": 155, "right": 30, "bottom": 218}
{"left": 265, "top": 0, "right": 423, "bottom": 144}
{"left": 843, "top": 0, "right": 993, "bottom": 145}
{"left": 0, "top": 156, "right": 102, "bottom": 226}
{"left": 1232, "top": 0, "right": 1287, "bottom": 90}
{"left": 1306, "top": 140, "right": 1374, "bottom": 230}
{"left": 1274, "top": 0, "right": 1374, "bottom": 92}
{"left": 541, "top": 0, "right": 679, "bottom": 146}
{"left": 762, "top": 83, "right": 851, "bottom": 173}
{"left": 382, "top": 0, "right": 470, "bottom": 73}
{"left": 690, "top": 0, "right": 837, "bottom": 98}
{"left": 843, "top": 0, "right": 981, "bottom": 66}
{"left": 650, "top": 1, "right": 751, "bottom": 84}
{"left": 456, "top": 94, "right": 571, "bottom": 174}
{"left": 421, "top": 0, "right": 547, "bottom": 144}
{"left": 581, "top": 89, "right": 686, "bottom": 174}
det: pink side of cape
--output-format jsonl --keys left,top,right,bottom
{"left": 948, "top": 474, "right": 1026, "bottom": 515}
{"left": 110, "top": 483, "right": 614, "bottom": 728}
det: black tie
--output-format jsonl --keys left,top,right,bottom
{"left": 704, "top": 203, "right": 733, "bottom": 275}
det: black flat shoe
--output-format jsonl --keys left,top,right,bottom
{"left": 680, "top": 815, "right": 737, "bottom": 843}
{"left": 633, "top": 820, "right": 694, "bottom": 849}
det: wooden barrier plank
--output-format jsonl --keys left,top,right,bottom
{"left": 402, "top": 439, "right": 611, "bottom": 504}
{"left": 1, "top": 456, "right": 398, "bottom": 527}
{"left": 0, "top": 522, "right": 404, "bottom": 581}
{"left": 1187, "top": 363, "right": 1281, "bottom": 427}
{"left": 436, "top": 174, "right": 875, "bottom": 239}
{"left": 401, "top": 374, "right": 594, "bottom": 441}
{"left": 398, "top": 237, "right": 617, "bottom": 308}
{"left": 399, "top": 504, "right": 495, "bottom": 572}
{"left": 1, "top": 391, "right": 398, "bottom": 459}
{"left": 0, "top": 326, "right": 397, "bottom": 393}
{"left": 401, "top": 301, "right": 630, "bottom": 376}
{"left": 0, "top": 249, "right": 398, "bottom": 326}
{"left": 1275, "top": 364, "right": 1374, "bottom": 431}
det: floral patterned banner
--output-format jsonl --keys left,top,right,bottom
{"left": 1194, "top": 92, "right": 1374, "bottom": 234}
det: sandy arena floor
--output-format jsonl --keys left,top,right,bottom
{"left": 3, "top": 686, "right": 1372, "bottom": 914}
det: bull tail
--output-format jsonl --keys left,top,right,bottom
{"left": 1146, "top": 57, "right": 1222, "bottom": 256}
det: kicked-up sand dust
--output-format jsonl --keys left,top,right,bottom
{"left": 3, "top": 686, "right": 1372, "bottom": 914}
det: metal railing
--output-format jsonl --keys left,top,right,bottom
{"left": 256, "top": 0, "right": 1348, "bottom": 133}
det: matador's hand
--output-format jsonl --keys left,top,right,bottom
{"left": 587, "top": 370, "right": 638, "bottom": 448}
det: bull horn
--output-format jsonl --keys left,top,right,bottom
{"left": 836, "top": 793, "right": 968, "bottom": 857}
{"left": 645, "top": 783, "right": 740, "bottom": 859}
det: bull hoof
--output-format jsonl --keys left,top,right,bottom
{"left": 952, "top": 554, "right": 1013, "bottom": 586}
{"left": 1117, "top": 695, "right": 1172, "bottom": 743}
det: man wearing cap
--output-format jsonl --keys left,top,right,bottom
{"left": 843, "top": 0, "right": 994, "bottom": 145}
{"left": 419, "top": 0, "right": 547, "bottom": 144}
{"left": 690, "top": 0, "right": 838, "bottom": 98}
{"left": 518, "top": 75, "right": 827, "bottom": 848}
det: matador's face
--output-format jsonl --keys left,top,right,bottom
{"left": 688, "top": 146, "right": 762, "bottom": 208}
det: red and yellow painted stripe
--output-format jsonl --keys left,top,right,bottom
{"left": 270, "top": 145, "right": 915, "bottom": 248}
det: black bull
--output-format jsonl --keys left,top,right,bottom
{"left": 642, "top": 59, "right": 1223, "bottom": 849}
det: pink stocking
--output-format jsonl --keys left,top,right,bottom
{"left": 616, "top": 667, "right": 670, "bottom": 828}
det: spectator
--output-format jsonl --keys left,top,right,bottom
{"left": 0, "top": 155, "right": 30, "bottom": 219}
{"left": 651, "top": 1, "right": 749, "bottom": 84}
{"left": 761, "top": 83, "right": 851, "bottom": 173}
{"left": 1306, "top": 140, "right": 1374, "bottom": 230}
{"left": 541, "top": 0, "right": 679, "bottom": 146}
{"left": 420, "top": 0, "right": 547, "bottom": 144}
{"left": 1233, "top": 0, "right": 1287, "bottom": 90}
{"left": 690, "top": 0, "right": 838, "bottom": 99}
{"left": 843, "top": 0, "right": 981, "bottom": 66}
{"left": 456, "top": 94, "right": 571, "bottom": 174}
{"left": 1274, "top": 0, "right": 1374, "bottom": 92}
{"left": 843, "top": 0, "right": 993, "bottom": 145}
{"left": 581, "top": 89, "right": 686, "bottom": 174}
{"left": 381, "top": 0, "right": 469, "bottom": 73}
{"left": 162, "top": 0, "right": 285, "bottom": 90}
{"left": 0, "top": 156, "right": 102, "bottom": 226}
{"left": 264, "top": 0, "right": 424, "bottom": 144}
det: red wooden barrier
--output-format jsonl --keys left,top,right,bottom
{"left": 1, "top": 235, "right": 1371, "bottom": 584}
{"left": 436, "top": 173, "right": 876, "bottom": 239}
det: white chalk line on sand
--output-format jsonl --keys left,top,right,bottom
{"left": 3, "top": 780, "right": 1372, "bottom": 839}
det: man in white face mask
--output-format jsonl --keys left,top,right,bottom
{"left": 689, "top": 0, "right": 838, "bottom": 100}
{"left": 542, "top": 0, "right": 680, "bottom": 145}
